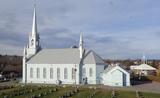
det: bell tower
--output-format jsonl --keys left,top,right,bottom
{"left": 26, "top": 5, "right": 40, "bottom": 58}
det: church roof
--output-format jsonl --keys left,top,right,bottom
{"left": 27, "top": 48, "right": 105, "bottom": 65}
{"left": 103, "top": 65, "right": 129, "bottom": 75}
{"left": 83, "top": 50, "right": 105, "bottom": 65}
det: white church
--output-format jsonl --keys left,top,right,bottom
{"left": 22, "top": 6, "right": 130, "bottom": 86}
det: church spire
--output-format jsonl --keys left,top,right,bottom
{"left": 32, "top": 4, "right": 37, "bottom": 36}
{"left": 79, "top": 32, "right": 84, "bottom": 59}
{"left": 26, "top": 4, "right": 40, "bottom": 58}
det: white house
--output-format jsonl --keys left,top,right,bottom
{"left": 22, "top": 6, "right": 106, "bottom": 85}
{"left": 101, "top": 64, "right": 130, "bottom": 86}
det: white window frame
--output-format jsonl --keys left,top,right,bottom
{"left": 57, "top": 68, "right": 60, "bottom": 79}
{"left": 30, "top": 67, "right": 33, "bottom": 78}
{"left": 89, "top": 68, "right": 93, "bottom": 77}
{"left": 50, "top": 68, "right": 53, "bottom": 79}
{"left": 37, "top": 68, "right": 40, "bottom": 78}
{"left": 43, "top": 68, "right": 46, "bottom": 79}
{"left": 64, "top": 68, "right": 68, "bottom": 79}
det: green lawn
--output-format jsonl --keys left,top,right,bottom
{"left": 142, "top": 92, "right": 160, "bottom": 98}
{"left": 71, "top": 88, "right": 95, "bottom": 98}
{"left": 117, "top": 90, "right": 137, "bottom": 98}
{"left": 92, "top": 90, "right": 111, "bottom": 98}
{"left": 0, "top": 85, "right": 160, "bottom": 98}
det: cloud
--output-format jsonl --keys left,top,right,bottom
{"left": 40, "top": 28, "right": 79, "bottom": 48}
{"left": 86, "top": 26, "right": 160, "bottom": 59}
{"left": 0, "top": 12, "right": 27, "bottom": 47}
{"left": 0, "top": 0, "right": 160, "bottom": 59}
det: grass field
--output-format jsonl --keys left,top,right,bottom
{"left": 0, "top": 85, "right": 160, "bottom": 98}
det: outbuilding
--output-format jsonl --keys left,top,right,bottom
{"left": 101, "top": 65, "right": 130, "bottom": 86}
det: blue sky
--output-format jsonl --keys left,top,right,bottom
{"left": 0, "top": 0, "right": 160, "bottom": 59}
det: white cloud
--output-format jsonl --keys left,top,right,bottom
{"left": 0, "top": 43, "right": 23, "bottom": 55}
{"left": 0, "top": 0, "right": 160, "bottom": 59}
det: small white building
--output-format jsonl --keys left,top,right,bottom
{"left": 101, "top": 65, "right": 130, "bottom": 86}
{"left": 130, "top": 54, "right": 156, "bottom": 76}
{"left": 130, "top": 63, "right": 156, "bottom": 76}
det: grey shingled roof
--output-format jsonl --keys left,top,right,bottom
{"left": 83, "top": 50, "right": 105, "bottom": 65}
{"left": 27, "top": 48, "right": 105, "bottom": 64}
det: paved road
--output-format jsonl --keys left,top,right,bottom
{"left": 131, "top": 81, "right": 160, "bottom": 93}
{"left": 102, "top": 81, "right": 160, "bottom": 93}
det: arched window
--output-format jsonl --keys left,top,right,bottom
{"left": 89, "top": 68, "right": 93, "bottom": 77}
{"left": 64, "top": 68, "right": 68, "bottom": 79}
{"left": 31, "top": 39, "right": 34, "bottom": 46}
{"left": 43, "top": 68, "right": 46, "bottom": 79}
{"left": 37, "top": 68, "right": 40, "bottom": 78}
{"left": 30, "top": 68, "right": 33, "bottom": 78}
{"left": 57, "top": 68, "right": 60, "bottom": 79}
{"left": 83, "top": 68, "right": 86, "bottom": 77}
{"left": 72, "top": 68, "right": 76, "bottom": 80}
{"left": 50, "top": 68, "right": 53, "bottom": 79}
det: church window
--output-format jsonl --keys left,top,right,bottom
{"left": 50, "top": 68, "right": 53, "bottom": 79}
{"left": 57, "top": 68, "right": 60, "bottom": 79}
{"left": 83, "top": 68, "right": 86, "bottom": 77}
{"left": 64, "top": 68, "right": 68, "bottom": 79}
{"left": 37, "top": 68, "right": 40, "bottom": 78}
{"left": 31, "top": 39, "right": 34, "bottom": 46}
{"left": 72, "top": 68, "right": 76, "bottom": 80}
{"left": 89, "top": 68, "right": 93, "bottom": 77}
{"left": 43, "top": 68, "right": 46, "bottom": 79}
{"left": 30, "top": 68, "right": 33, "bottom": 78}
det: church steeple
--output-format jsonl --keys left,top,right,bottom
{"left": 79, "top": 32, "right": 84, "bottom": 59}
{"left": 26, "top": 5, "right": 40, "bottom": 58}
{"left": 29, "top": 5, "right": 39, "bottom": 48}
{"left": 31, "top": 5, "right": 37, "bottom": 36}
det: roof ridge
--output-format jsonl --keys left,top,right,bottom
{"left": 91, "top": 50, "right": 105, "bottom": 64}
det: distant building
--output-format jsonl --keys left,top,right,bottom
{"left": 101, "top": 64, "right": 130, "bottom": 86}
{"left": 130, "top": 55, "right": 156, "bottom": 76}
{"left": 130, "top": 64, "right": 156, "bottom": 76}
